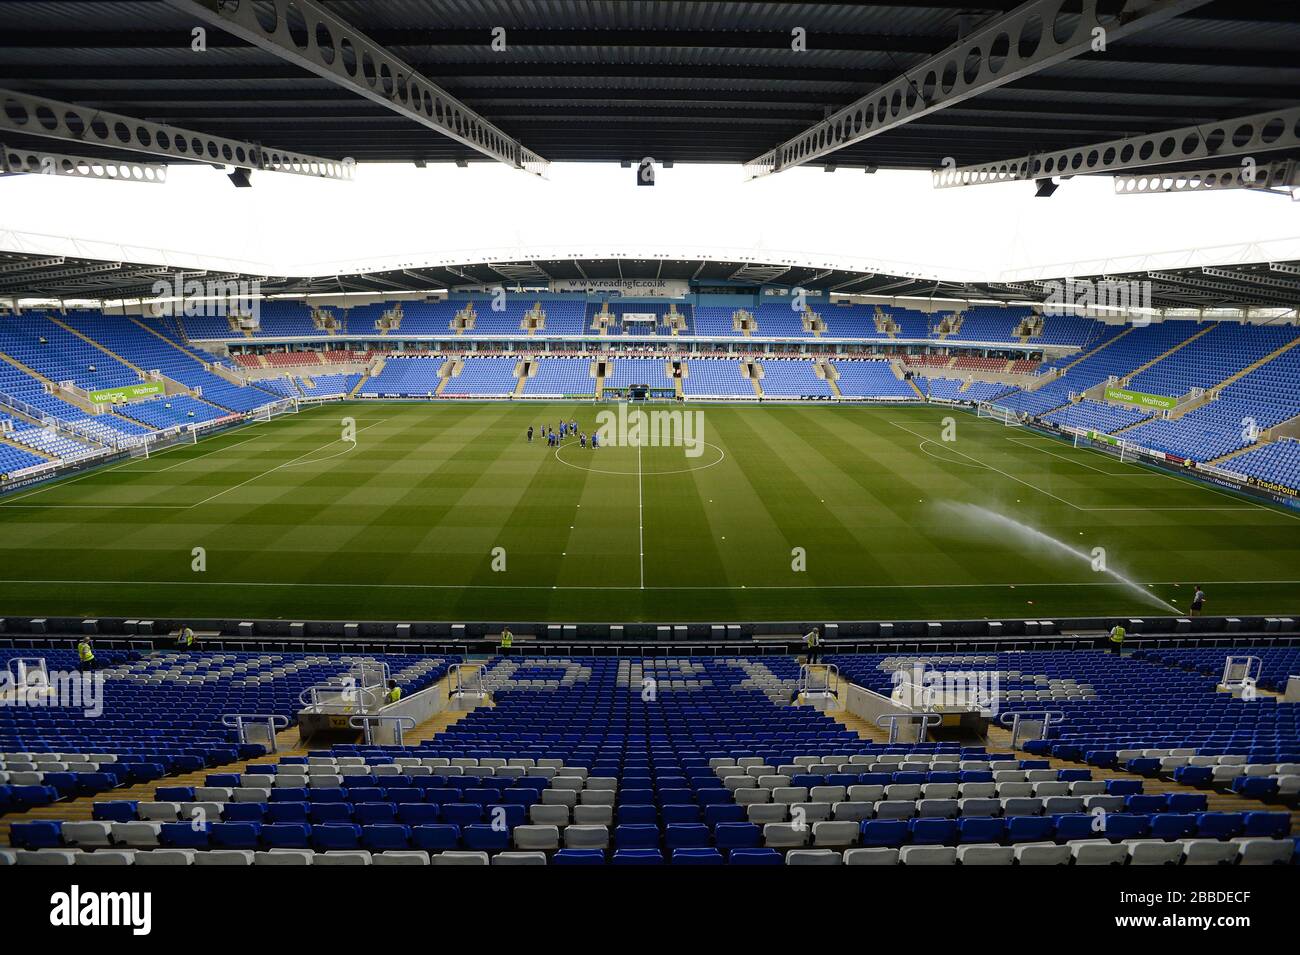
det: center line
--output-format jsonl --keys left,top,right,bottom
{"left": 637, "top": 438, "right": 645, "bottom": 590}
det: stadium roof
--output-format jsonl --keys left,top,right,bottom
{"left": 1, "top": 245, "right": 1297, "bottom": 313}
{"left": 1, "top": 0, "right": 1298, "bottom": 174}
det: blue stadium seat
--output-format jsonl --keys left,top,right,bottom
{"left": 1173, "top": 766, "right": 1214, "bottom": 787}
{"left": 412, "top": 825, "right": 461, "bottom": 851}
{"left": 612, "top": 849, "right": 664, "bottom": 865}
{"left": 861, "top": 820, "right": 909, "bottom": 847}
{"left": 9, "top": 821, "right": 62, "bottom": 849}
{"left": 1105, "top": 814, "right": 1150, "bottom": 841}
{"left": 92, "top": 801, "right": 138, "bottom": 822}
{"left": 463, "top": 825, "right": 511, "bottom": 851}
{"left": 221, "top": 803, "right": 266, "bottom": 823}
{"left": 267, "top": 803, "right": 309, "bottom": 824}
{"left": 362, "top": 824, "right": 413, "bottom": 851}
{"left": 1149, "top": 814, "right": 1197, "bottom": 841}
{"left": 957, "top": 818, "right": 1005, "bottom": 844}
{"left": 1164, "top": 793, "right": 1207, "bottom": 813}
{"left": 672, "top": 848, "right": 725, "bottom": 865}
{"left": 210, "top": 822, "right": 261, "bottom": 849}
{"left": 615, "top": 824, "right": 660, "bottom": 849}
{"left": 1195, "top": 813, "right": 1245, "bottom": 840}
{"left": 1007, "top": 817, "right": 1054, "bottom": 843}
{"left": 396, "top": 804, "right": 441, "bottom": 825}
{"left": 263, "top": 824, "right": 311, "bottom": 849}
{"left": 311, "top": 824, "right": 363, "bottom": 851}
{"left": 729, "top": 849, "right": 783, "bottom": 865}
{"left": 160, "top": 822, "right": 211, "bottom": 848}
{"left": 909, "top": 819, "right": 958, "bottom": 845}
{"left": 665, "top": 824, "right": 711, "bottom": 849}
{"left": 1242, "top": 812, "right": 1290, "bottom": 838}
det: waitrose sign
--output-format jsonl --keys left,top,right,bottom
{"left": 90, "top": 382, "right": 165, "bottom": 404}
{"left": 1104, "top": 385, "right": 1177, "bottom": 411}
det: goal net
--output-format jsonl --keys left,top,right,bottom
{"left": 1073, "top": 429, "right": 1134, "bottom": 463}
{"left": 977, "top": 403, "right": 1024, "bottom": 427}
{"left": 254, "top": 397, "right": 300, "bottom": 422}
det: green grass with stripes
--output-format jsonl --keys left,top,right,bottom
{"left": 0, "top": 401, "right": 1296, "bottom": 622}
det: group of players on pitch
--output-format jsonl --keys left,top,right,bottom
{"left": 527, "top": 419, "right": 601, "bottom": 450}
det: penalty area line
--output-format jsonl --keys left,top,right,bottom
{"left": 184, "top": 419, "right": 386, "bottom": 509}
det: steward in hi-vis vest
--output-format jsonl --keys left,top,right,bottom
{"left": 1107, "top": 624, "right": 1126, "bottom": 654}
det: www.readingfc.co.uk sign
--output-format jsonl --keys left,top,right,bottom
{"left": 89, "top": 382, "right": 165, "bottom": 404}
{"left": 1104, "top": 385, "right": 1177, "bottom": 411}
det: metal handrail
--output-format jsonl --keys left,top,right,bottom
{"left": 350, "top": 659, "right": 390, "bottom": 688}
{"left": 1220, "top": 655, "right": 1261, "bottom": 688}
{"left": 349, "top": 714, "right": 417, "bottom": 748}
{"left": 450, "top": 663, "right": 487, "bottom": 698}
{"left": 875, "top": 712, "right": 942, "bottom": 744}
{"left": 7, "top": 657, "right": 50, "bottom": 687}
{"left": 222, "top": 713, "right": 290, "bottom": 753}
{"left": 297, "top": 681, "right": 383, "bottom": 711}
{"left": 998, "top": 710, "right": 1066, "bottom": 749}
{"left": 798, "top": 662, "right": 839, "bottom": 698}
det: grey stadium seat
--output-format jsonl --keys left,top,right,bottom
{"left": 513, "top": 825, "right": 561, "bottom": 851}
{"left": 811, "top": 821, "right": 859, "bottom": 848}
{"left": 76, "top": 850, "right": 137, "bottom": 866}
{"left": 373, "top": 851, "right": 431, "bottom": 866}
{"left": 763, "top": 823, "right": 810, "bottom": 848}
{"left": 572, "top": 805, "right": 613, "bottom": 826}
{"left": 193, "top": 850, "right": 254, "bottom": 866}
{"left": 134, "top": 849, "right": 195, "bottom": 866}
{"left": 957, "top": 798, "right": 1002, "bottom": 817}
{"left": 1069, "top": 841, "right": 1128, "bottom": 865}
{"left": 1126, "top": 841, "right": 1183, "bottom": 866}
{"left": 844, "top": 848, "right": 899, "bottom": 865}
{"left": 17, "top": 849, "right": 79, "bottom": 866}
{"left": 111, "top": 822, "right": 162, "bottom": 847}
{"left": 1181, "top": 840, "right": 1238, "bottom": 865}
{"left": 492, "top": 852, "right": 548, "bottom": 865}
{"left": 61, "top": 821, "right": 113, "bottom": 848}
{"left": 832, "top": 801, "right": 873, "bottom": 822}
{"left": 254, "top": 850, "right": 314, "bottom": 866}
{"left": 916, "top": 799, "right": 959, "bottom": 818}
{"left": 872, "top": 800, "right": 916, "bottom": 820}
{"left": 312, "top": 851, "right": 372, "bottom": 866}
{"left": 786, "top": 849, "right": 841, "bottom": 866}
{"left": 1001, "top": 797, "right": 1043, "bottom": 816}
{"left": 955, "top": 845, "right": 1014, "bottom": 865}
{"left": 1234, "top": 838, "right": 1293, "bottom": 865}
{"left": 747, "top": 804, "right": 787, "bottom": 824}
{"left": 1013, "top": 843, "right": 1071, "bottom": 865}
{"left": 563, "top": 825, "right": 610, "bottom": 849}
{"left": 530, "top": 804, "right": 570, "bottom": 825}
{"left": 900, "top": 846, "right": 957, "bottom": 866}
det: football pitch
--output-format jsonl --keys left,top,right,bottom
{"left": 1, "top": 400, "right": 1297, "bottom": 623}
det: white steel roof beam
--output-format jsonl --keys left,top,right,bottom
{"left": 746, "top": 0, "right": 1211, "bottom": 179}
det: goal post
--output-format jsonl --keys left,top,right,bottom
{"left": 1073, "top": 428, "right": 1136, "bottom": 464}
{"left": 253, "top": 397, "right": 300, "bottom": 423}
{"left": 977, "top": 402, "right": 1023, "bottom": 427}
